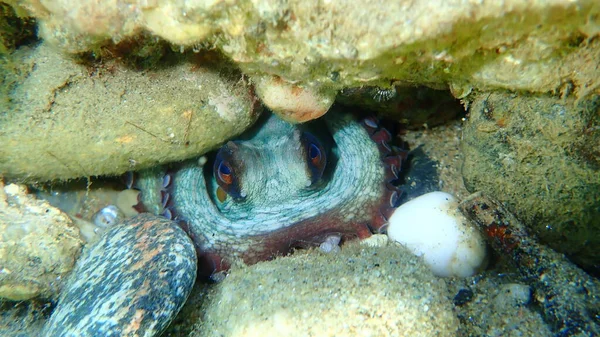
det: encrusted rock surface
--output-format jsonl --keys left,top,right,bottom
{"left": 447, "top": 275, "right": 553, "bottom": 337}
{"left": 3, "top": 0, "right": 599, "bottom": 176}
{"left": 460, "top": 193, "right": 600, "bottom": 336}
{"left": 0, "top": 180, "right": 83, "bottom": 301}
{"left": 461, "top": 92, "right": 600, "bottom": 273}
{"left": 192, "top": 241, "right": 458, "bottom": 337}
{"left": 0, "top": 1, "right": 598, "bottom": 335}
{"left": 0, "top": 42, "right": 260, "bottom": 182}
{"left": 7, "top": 0, "right": 600, "bottom": 101}
{"left": 42, "top": 213, "right": 197, "bottom": 337}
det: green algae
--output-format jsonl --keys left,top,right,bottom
{"left": 0, "top": 42, "right": 260, "bottom": 182}
{"left": 191, "top": 240, "right": 458, "bottom": 337}
{"left": 462, "top": 91, "right": 600, "bottom": 272}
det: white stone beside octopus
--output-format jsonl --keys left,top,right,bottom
{"left": 387, "top": 191, "right": 488, "bottom": 278}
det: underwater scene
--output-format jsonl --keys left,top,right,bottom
{"left": 1, "top": 1, "right": 599, "bottom": 336}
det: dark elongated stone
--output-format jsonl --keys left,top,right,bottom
{"left": 459, "top": 192, "right": 600, "bottom": 337}
{"left": 42, "top": 213, "right": 197, "bottom": 337}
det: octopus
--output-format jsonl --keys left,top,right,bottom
{"left": 40, "top": 108, "right": 408, "bottom": 337}
{"left": 40, "top": 109, "right": 600, "bottom": 337}
{"left": 133, "top": 108, "right": 407, "bottom": 278}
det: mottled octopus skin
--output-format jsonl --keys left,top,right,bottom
{"left": 138, "top": 110, "right": 405, "bottom": 277}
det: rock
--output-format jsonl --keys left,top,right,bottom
{"left": 452, "top": 288, "right": 474, "bottom": 306}
{"left": 461, "top": 92, "right": 600, "bottom": 273}
{"left": 41, "top": 213, "right": 197, "bottom": 337}
{"left": 0, "top": 42, "right": 261, "bottom": 182}
{"left": 0, "top": 180, "right": 83, "bottom": 301}
{"left": 253, "top": 75, "right": 335, "bottom": 123}
{"left": 7, "top": 0, "right": 600, "bottom": 100}
{"left": 0, "top": 300, "right": 51, "bottom": 337}
{"left": 493, "top": 283, "right": 531, "bottom": 310}
{"left": 387, "top": 191, "right": 488, "bottom": 278}
{"left": 459, "top": 193, "right": 600, "bottom": 336}
{"left": 35, "top": 180, "right": 141, "bottom": 244}
{"left": 193, "top": 242, "right": 458, "bottom": 337}
{"left": 0, "top": 3, "right": 36, "bottom": 55}
{"left": 398, "top": 147, "right": 442, "bottom": 201}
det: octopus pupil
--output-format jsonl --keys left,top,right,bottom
{"left": 309, "top": 143, "right": 321, "bottom": 161}
{"left": 217, "top": 160, "right": 234, "bottom": 186}
{"left": 218, "top": 161, "right": 231, "bottom": 175}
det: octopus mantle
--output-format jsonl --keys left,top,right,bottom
{"left": 136, "top": 110, "right": 405, "bottom": 277}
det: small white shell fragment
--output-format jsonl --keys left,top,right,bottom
{"left": 319, "top": 235, "right": 342, "bottom": 253}
{"left": 91, "top": 205, "right": 123, "bottom": 228}
{"left": 360, "top": 234, "right": 389, "bottom": 248}
{"left": 387, "top": 191, "right": 487, "bottom": 278}
{"left": 493, "top": 283, "right": 532, "bottom": 310}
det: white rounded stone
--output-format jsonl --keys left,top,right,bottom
{"left": 387, "top": 191, "right": 487, "bottom": 278}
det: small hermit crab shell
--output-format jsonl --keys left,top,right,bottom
{"left": 91, "top": 205, "right": 124, "bottom": 228}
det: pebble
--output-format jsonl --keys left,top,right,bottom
{"left": 91, "top": 205, "right": 123, "bottom": 228}
{"left": 493, "top": 283, "right": 531, "bottom": 310}
{"left": 42, "top": 213, "right": 197, "bottom": 337}
{"left": 195, "top": 241, "right": 459, "bottom": 337}
{"left": 453, "top": 288, "right": 474, "bottom": 306}
{"left": 387, "top": 191, "right": 487, "bottom": 278}
{"left": 0, "top": 182, "right": 83, "bottom": 301}
{"left": 318, "top": 234, "right": 341, "bottom": 253}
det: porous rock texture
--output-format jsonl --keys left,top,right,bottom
{"left": 0, "top": 41, "right": 260, "bottom": 182}
{"left": 462, "top": 92, "right": 600, "bottom": 273}
{"left": 0, "top": 180, "right": 83, "bottom": 301}
{"left": 3, "top": 0, "right": 599, "bottom": 178}
{"left": 7, "top": 0, "right": 600, "bottom": 100}
{"left": 192, "top": 241, "right": 458, "bottom": 337}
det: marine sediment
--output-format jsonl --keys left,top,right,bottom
{"left": 460, "top": 192, "right": 600, "bottom": 337}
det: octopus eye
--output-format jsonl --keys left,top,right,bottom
{"left": 302, "top": 132, "right": 327, "bottom": 185}
{"left": 308, "top": 143, "right": 322, "bottom": 165}
{"left": 217, "top": 161, "right": 233, "bottom": 185}
{"left": 213, "top": 145, "right": 244, "bottom": 200}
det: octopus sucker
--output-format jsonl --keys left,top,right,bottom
{"left": 135, "top": 109, "right": 407, "bottom": 278}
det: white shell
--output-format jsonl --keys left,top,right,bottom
{"left": 387, "top": 191, "right": 487, "bottom": 278}
{"left": 91, "top": 205, "right": 122, "bottom": 228}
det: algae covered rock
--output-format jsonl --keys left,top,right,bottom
{"left": 0, "top": 42, "right": 260, "bottom": 182}
{"left": 461, "top": 92, "right": 600, "bottom": 273}
{"left": 0, "top": 180, "right": 83, "bottom": 301}
{"left": 193, "top": 241, "right": 458, "bottom": 337}
{"left": 0, "top": 2, "right": 36, "bottom": 55}
{"left": 6, "top": 0, "right": 600, "bottom": 104}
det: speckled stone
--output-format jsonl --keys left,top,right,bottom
{"left": 193, "top": 240, "right": 459, "bottom": 337}
{"left": 42, "top": 213, "right": 197, "bottom": 337}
